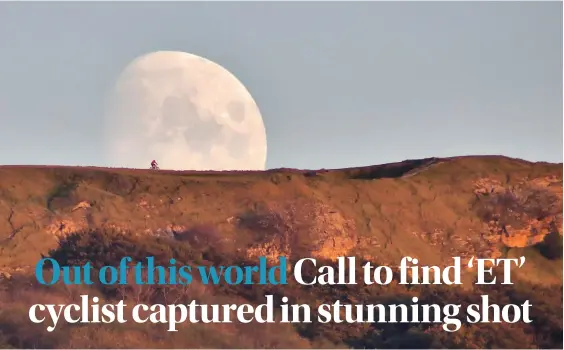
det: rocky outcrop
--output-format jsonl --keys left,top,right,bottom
{"left": 242, "top": 201, "right": 357, "bottom": 263}
{"left": 473, "top": 175, "right": 562, "bottom": 249}
{"left": 71, "top": 201, "right": 91, "bottom": 211}
{"left": 410, "top": 227, "right": 500, "bottom": 265}
{"left": 46, "top": 218, "right": 88, "bottom": 238}
{"left": 308, "top": 204, "right": 357, "bottom": 259}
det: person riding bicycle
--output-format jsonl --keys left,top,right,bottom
{"left": 151, "top": 160, "right": 158, "bottom": 169}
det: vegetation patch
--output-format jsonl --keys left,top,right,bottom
{"left": 0, "top": 228, "right": 551, "bottom": 348}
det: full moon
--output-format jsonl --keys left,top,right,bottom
{"left": 104, "top": 51, "right": 267, "bottom": 171}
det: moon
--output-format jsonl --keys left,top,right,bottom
{"left": 103, "top": 51, "right": 267, "bottom": 171}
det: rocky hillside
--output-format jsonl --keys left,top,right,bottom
{"left": 0, "top": 155, "right": 562, "bottom": 283}
{"left": 0, "top": 155, "right": 562, "bottom": 349}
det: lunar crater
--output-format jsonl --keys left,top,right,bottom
{"left": 104, "top": 51, "right": 267, "bottom": 171}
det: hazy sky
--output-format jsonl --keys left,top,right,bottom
{"left": 0, "top": 1, "right": 562, "bottom": 170}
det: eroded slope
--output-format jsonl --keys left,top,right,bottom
{"left": 0, "top": 156, "right": 561, "bottom": 285}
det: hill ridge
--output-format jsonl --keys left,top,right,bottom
{"left": 0, "top": 155, "right": 561, "bottom": 287}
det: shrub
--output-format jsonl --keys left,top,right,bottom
{"left": 47, "top": 228, "right": 201, "bottom": 269}
{"left": 174, "top": 223, "right": 223, "bottom": 248}
{"left": 30, "top": 225, "right": 562, "bottom": 349}
{"left": 535, "top": 229, "right": 563, "bottom": 260}
{"left": 473, "top": 185, "right": 560, "bottom": 229}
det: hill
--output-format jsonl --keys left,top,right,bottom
{"left": 0, "top": 155, "right": 562, "bottom": 348}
